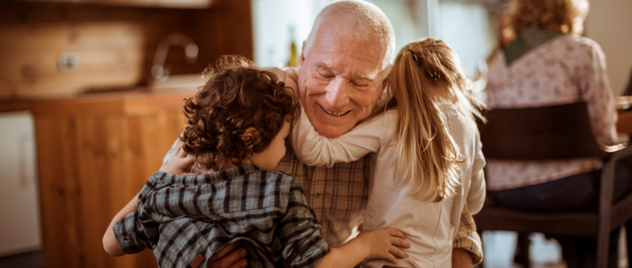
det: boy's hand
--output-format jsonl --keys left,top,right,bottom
{"left": 208, "top": 243, "right": 248, "bottom": 268}
{"left": 160, "top": 144, "right": 198, "bottom": 176}
{"left": 356, "top": 227, "right": 410, "bottom": 263}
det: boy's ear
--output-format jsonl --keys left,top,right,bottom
{"left": 242, "top": 127, "right": 258, "bottom": 147}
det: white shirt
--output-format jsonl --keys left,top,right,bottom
{"left": 291, "top": 102, "right": 486, "bottom": 268}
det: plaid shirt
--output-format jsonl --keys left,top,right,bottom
{"left": 113, "top": 164, "right": 329, "bottom": 268}
{"left": 164, "top": 139, "right": 484, "bottom": 264}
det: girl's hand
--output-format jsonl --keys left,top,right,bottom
{"left": 356, "top": 227, "right": 410, "bottom": 263}
{"left": 160, "top": 144, "right": 198, "bottom": 176}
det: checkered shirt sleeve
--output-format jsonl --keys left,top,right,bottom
{"left": 453, "top": 204, "right": 483, "bottom": 264}
{"left": 113, "top": 210, "right": 153, "bottom": 254}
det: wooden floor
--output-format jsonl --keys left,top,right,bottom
{"left": 482, "top": 229, "right": 629, "bottom": 268}
{"left": 0, "top": 250, "right": 45, "bottom": 268}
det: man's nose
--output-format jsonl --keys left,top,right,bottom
{"left": 325, "top": 78, "right": 350, "bottom": 108}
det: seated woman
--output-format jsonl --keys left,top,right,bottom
{"left": 484, "top": 0, "right": 630, "bottom": 267}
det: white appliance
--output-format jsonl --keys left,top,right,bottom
{"left": 0, "top": 110, "right": 43, "bottom": 257}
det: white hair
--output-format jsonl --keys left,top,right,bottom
{"left": 303, "top": 0, "right": 396, "bottom": 72}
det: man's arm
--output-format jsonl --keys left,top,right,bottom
{"left": 452, "top": 205, "right": 483, "bottom": 267}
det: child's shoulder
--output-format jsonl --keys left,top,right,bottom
{"left": 253, "top": 169, "right": 305, "bottom": 192}
{"left": 253, "top": 169, "right": 301, "bottom": 185}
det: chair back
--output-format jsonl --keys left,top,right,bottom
{"left": 479, "top": 102, "right": 604, "bottom": 160}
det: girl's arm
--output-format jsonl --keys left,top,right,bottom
{"left": 467, "top": 138, "right": 487, "bottom": 215}
{"left": 291, "top": 107, "right": 396, "bottom": 167}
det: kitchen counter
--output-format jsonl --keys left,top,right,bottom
{"left": 31, "top": 87, "right": 196, "bottom": 268}
{"left": 30, "top": 88, "right": 197, "bottom": 116}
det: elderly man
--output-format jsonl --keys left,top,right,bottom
{"left": 170, "top": 1, "right": 483, "bottom": 267}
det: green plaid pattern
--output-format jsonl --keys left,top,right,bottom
{"left": 113, "top": 164, "right": 329, "bottom": 268}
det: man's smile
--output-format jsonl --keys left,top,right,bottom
{"left": 319, "top": 104, "right": 351, "bottom": 117}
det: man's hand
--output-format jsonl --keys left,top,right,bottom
{"left": 160, "top": 144, "right": 198, "bottom": 176}
{"left": 207, "top": 243, "right": 248, "bottom": 268}
{"left": 452, "top": 248, "right": 474, "bottom": 268}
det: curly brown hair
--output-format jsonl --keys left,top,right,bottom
{"left": 507, "top": 0, "right": 589, "bottom": 34}
{"left": 180, "top": 55, "right": 300, "bottom": 171}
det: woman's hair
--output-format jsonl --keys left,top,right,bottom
{"left": 180, "top": 55, "right": 300, "bottom": 171}
{"left": 506, "top": 0, "right": 589, "bottom": 34}
{"left": 388, "top": 38, "right": 486, "bottom": 202}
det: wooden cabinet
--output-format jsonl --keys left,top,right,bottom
{"left": 31, "top": 90, "right": 192, "bottom": 268}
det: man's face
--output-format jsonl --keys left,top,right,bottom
{"left": 296, "top": 28, "right": 387, "bottom": 138}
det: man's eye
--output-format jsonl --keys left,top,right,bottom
{"left": 352, "top": 81, "right": 369, "bottom": 87}
{"left": 318, "top": 71, "right": 334, "bottom": 78}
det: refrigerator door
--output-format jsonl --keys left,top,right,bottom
{"left": 0, "top": 110, "right": 42, "bottom": 257}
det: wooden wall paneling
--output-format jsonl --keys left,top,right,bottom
{"left": 0, "top": 6, "right": 149, "bottom": 99}
{"left": 192, "top": 0, "right": 254, "bottom": 67}
{"left": 21, "top": 0, "right": 213, "bottom": 9}
{"left": 0, "top": 3, "right": 212, "bottom": 100}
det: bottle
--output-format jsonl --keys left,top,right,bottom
{"left": 287, "top": 25, "right": 299, "bottom": 68}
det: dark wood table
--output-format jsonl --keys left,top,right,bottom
{"left": 618, "top": 109, "right": 632, "bottom": 134}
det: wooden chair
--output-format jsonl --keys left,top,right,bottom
{"left": 474, "top": 102, "right": 632, "bottom": 268}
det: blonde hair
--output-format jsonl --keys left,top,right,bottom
{"left": 388, "top": 38, "right": 485, "bottom": 202}
{"left": 507, "top": 0, "right": 589, "bottom": 34}
{"left": 304, "top": 0, "right": 395, "bottom": 71}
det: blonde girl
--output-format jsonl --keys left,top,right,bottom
{"left": 290, "top": 38, "right": 486, "bottom": 267}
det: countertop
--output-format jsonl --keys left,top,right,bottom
{"left": 0, "top": 87, "right": 198, "bottom": 116}
{"left": 2, "top": 74, "right": 205, "bottom": 115}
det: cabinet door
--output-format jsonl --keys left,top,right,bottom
{"left": 0, "top": 110, "right": 43, "bottom": 257}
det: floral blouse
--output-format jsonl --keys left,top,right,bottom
{"left": 484, "top": 34, "right": 627, "bottom": 190}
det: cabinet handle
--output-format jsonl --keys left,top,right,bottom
{"left": 19, "top": 132, "right": 35, "bottom": 188}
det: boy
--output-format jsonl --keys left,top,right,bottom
{"left": 102, "top": 56, "right": 409, "bottom": 268}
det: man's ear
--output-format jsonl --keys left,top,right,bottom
{"left": 298, "top": 41, "right": 306, "bottom": 69}
{"left": 381, "top": 71, "right": 391, "bottom": 90}
{"left": 242, "top": 127, "right": 258, "bottom": 147}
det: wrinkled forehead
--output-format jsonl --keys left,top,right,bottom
{"left": 309, "top": 31, "right": 387, "bottom": 79}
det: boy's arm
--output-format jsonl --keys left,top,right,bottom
{"left": 279, "top": 179, "right": 409, "bottom": 268}
{"left": 290, "top": 106, "right": 395, "bottom": 168}
{"left": 103, "top": 192, "right": 139, "bottom": 256}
